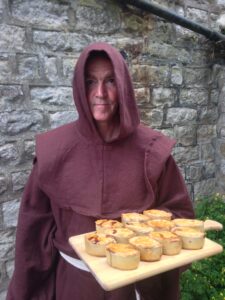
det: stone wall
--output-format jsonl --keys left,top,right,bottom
{"left": 0, "top": 0, "right": 225, "bottom": 297}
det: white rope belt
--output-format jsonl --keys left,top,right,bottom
{"left": 59, "top": 251, "right": 140, "bottom": 300}
{"left": 59, "top": 251, "right": 90, "bottom": 272}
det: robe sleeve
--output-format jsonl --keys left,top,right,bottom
{"left": 6, "top": 160, "right": 58, "bottom": 300}
{"left": 155, "top": 155, "right": 195, "bottom": 219}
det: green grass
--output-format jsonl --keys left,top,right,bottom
{"left": 180, "top": 194, "right": 225, "bottom": 300}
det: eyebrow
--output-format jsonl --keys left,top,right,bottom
{"left": 85, "top": 71, "right": 115, "bottom": 78}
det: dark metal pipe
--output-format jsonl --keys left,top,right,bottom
{"left": 125, "top": 0, "right": 225, "bottom": 42}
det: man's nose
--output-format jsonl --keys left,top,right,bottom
{"left": 96, "top": 82, "right": 106, "bottom": 97}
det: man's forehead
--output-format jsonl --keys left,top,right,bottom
{"left": 85, "top": 56, "right": 114, "bottom": 76}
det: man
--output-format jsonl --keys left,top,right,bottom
{"left": 7, "top": 42, "right": 194, "bottom": 300}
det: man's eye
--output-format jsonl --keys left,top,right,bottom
{"left": 106, "top": 78, "right": 115, "bottom": 85}
{"left": 85, "top": 79, "right": 95, "bottom": 86}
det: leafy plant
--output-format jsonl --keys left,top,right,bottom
{"left": 180, "top": 194, "right": 225, "bottom": 300}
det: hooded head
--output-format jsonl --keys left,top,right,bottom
{"left": 73, "top": 42, "right": 140, "bottom": 143}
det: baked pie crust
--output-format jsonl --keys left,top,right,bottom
{"left": 146, "top": 219, "right": 174, "bottom": 232}
{"left": 125, "top": 221, "right": 154, "bottom": 236}
{"left": 95, "top": 219, "right": 124, "bottom": 233}
{"left": 84, "top": 231, "right": 116, "bottom": 257}
{"left": 129, "top": 236, "right": 162, "bottom": 261}
{"left": 106, "top": 243, "right": 140, "bottom": 270}
{"left": 143, "top": 209, "right": 172, "bottom": 221}
{"left": 148, "top": 231, "right": 182, "bottom": 255}
{"left": 121, "top": 212, "right": 149, "bottom": 224}
{"left": 172, "top": 227, "right": 205, "bottom": 250}
{"left": 104, "top": 227, "right": 136, "bottom": 243}
{"left": 172, "top": 218, "right": 204, "bottom": 232}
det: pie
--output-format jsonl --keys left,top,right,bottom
{"left": 124, "top": 221, "right": 154, "bottom": 236}
{"left": 172, "top": 218, "right": 204, "bottom": 232}
{"left": 145, "top": 219, "right": 174, "bottom": 232}
{"left": 95, "top": 219, "right": 124, "bottom": 233}
{"left": 103, "top": 227, "right": 136, "bottom": 243}
{"left": 105, "top": 243, "right": 140, "bottom": 270}
{"left": 121, "top": 212, "right": 149, "bottom": 224}
{"left": 172, "top": 227, "right": 205, "bottom": 250}
{"left": 143, "top": 209, "right": 172, "bottom": 220}
{"left": 148, "top": 231, "right": 182, "bottom": 255}
{"left": 129, "top": 236, "right": 162, "bottom": 261}
{"left": 84, "top": 231, "right": 116, "bottom": 257}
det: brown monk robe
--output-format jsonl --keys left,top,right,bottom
{"left": 7, "top": 42, "right": 194, "bottom": 300}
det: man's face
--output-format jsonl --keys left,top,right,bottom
{"left": 85, "top": 56, "right": 119, "bottom": 126}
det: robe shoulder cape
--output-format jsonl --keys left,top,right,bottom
{"left": 35, "top": 120, "right": 193, "bottom": 220}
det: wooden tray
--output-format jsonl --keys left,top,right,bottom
{"left": 69, "top": 232, "right": 223, "bottom": 291}
{"left": 204, "top": 219, "right": 223, "bottom": 231}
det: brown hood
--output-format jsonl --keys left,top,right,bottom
{"left": 73, "top": 42, "right": 140, "bottom": 142}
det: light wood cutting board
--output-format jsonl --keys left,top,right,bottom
{"left": 69, "top": 232, "right": 223, "bottom": 291}
{"left": 204, "top": 219, "right": 223, "bottom": 231}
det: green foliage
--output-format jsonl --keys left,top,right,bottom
{"left": 180, "top": 194, "right": 225, "bottom": 300}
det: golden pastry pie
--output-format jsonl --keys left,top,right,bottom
{"left": 84, "top": 231, "right": 116, "bottom": 257}
{"left": 148, "top": 231, "right": 182, "bottom": 255}
{"left": 172, "top": 218, "right": 204, "bottom": 232}
{"left": 124, "top": 221, "right": 154, "bottom": 236}
{"left": 106, "top": 243, "right": 140, "bottom": 270}
{"left": 172, "top": 227, "right": 205, "bottom": 250}
{"left": 121, "top": 212, "right": 149, "bottom": 224}
{"left": 129, "top": 236, "right": 162, "bottom": 261}
{"left": 95, "top": 219, "right": 124, "bottom": 233}
{"left": 104, "top": 227, "right": 136, "bottom": 243}
{"left": 143, "top": 209, "right": 172, "bottom": 220}
{"left": 145, "top": 219, "right": 174, "bottom": 232}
